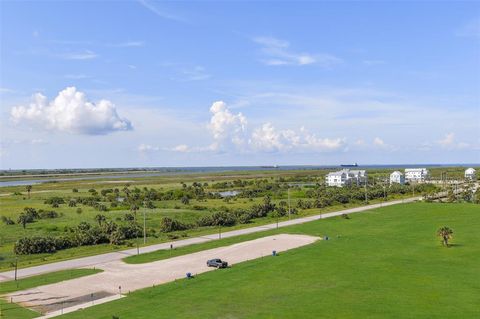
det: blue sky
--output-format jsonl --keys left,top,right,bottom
{"left": 0, "top": 1, "right": 479, "bottom": 169}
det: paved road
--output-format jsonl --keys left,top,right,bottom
{"left": 9, "top": 234, "right": 317, "bottom": 315}
{"left": 0, "top": 196, "right": 421, "bottom": 282}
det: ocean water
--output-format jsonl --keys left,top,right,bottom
{"left": 0, "top": 164, "right": 476, "bottom": 188}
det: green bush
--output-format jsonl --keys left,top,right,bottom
{"left": 1, "top": 216, "right": 15, "bottom": 225}
{"left": 160, "top": 217, "right": 188, "bottom": 232}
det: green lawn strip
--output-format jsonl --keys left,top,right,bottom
{"left": 58, "top": 202, "right": 480, "bottom": 319}
{"left": 124, "top": 198, "right": 409, "bottom": 264}
{"left": 0, "top": 268, "right": 103, "bottom": 295}
{"left": 0, "top": 196, "right": 410, "bottom": 272}
{"left": 0, "top": 298, "right": 39, "bottom": 319}
{"left": 124, "top": 228, "right": 284, "bottom": 264}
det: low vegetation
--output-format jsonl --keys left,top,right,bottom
{"left": 58, "top": 203, "right": 480, "bottom": 319}
{"left": 0, "top": 167, "right": 476, "bottom": 271}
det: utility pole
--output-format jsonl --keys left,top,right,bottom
{"left": 364, "top": 179, "right": 368, "bottom": 204}
{"left": 383, "top": 181, "right": 386, "bottom": 201}
{"left": 143, "top": 201, "right": 147, "bottom": 245}
{"left": 288, "top": 187, "right": 291, "bottom": 220}
{"left": 14, "top": 256, "right": 18, "bottom": 281}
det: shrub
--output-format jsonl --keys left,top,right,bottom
{"left": 14, "top": 237, "right": 58, "bottom": 254}
{"left": 197, "top": 211, "right": 236, "bottom": 227}
{"left": 73, "top": 223, "right": 109, "bottom": 246}
{"left": 160, "top": 217, "right": 188, "bottom": 232}
{"left": 38, "top": 210, "right": 60, "bottom": 219}
{"left": 14, "top": 236, "right": 75, "bottom": 255}
{"left": 109, "top": 229, "right": 125, "bottom": 245}
{"left": 1, "top": 216, "right": 15, "bottom": 225}
{"left": 123, "top": 213, "right": 134, "bottom": 222}
{"left": 116, "top": 223, "right": 142, "bottom": 239}
{"left": 145, "top": 201, "right": 155, "bottom": 209}
{"left": 44, "top": 197, "right": 65, "bottom": 206}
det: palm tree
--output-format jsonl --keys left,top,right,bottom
{"left": 17, "top": 213, "right": 29, "bottom": 229}
{"left": 437, "top": 226, "right": 453, "bottom": 247}
{"left": 130, "top": 203, "right": 139, "bottom": 221}
{"left": 181, "top": 196, "right": 190, "bottom": 205}
{"left": 26, "top": 185, "right": 32, "bottom": 199}
{"left": 94, "top": 214, "right": 106, "bottom": 226}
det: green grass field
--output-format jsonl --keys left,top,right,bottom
{"left": 0, "top": 167, "right": 424, "bottom": 271}
{"left": 50, "top": 202, "right": 480, "bottom": 319}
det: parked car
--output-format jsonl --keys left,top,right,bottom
{"left": 207, "top": 258, "right": 228, "bottom": 268}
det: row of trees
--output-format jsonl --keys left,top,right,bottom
{"left": 160, "top": 195, "right": 293, "bottom": 232}
{"left": 14, "top": 218, "right": 142, "bottom": 254}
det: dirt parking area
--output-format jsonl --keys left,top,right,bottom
{"left": 6, "top": 234, "right": 318, "bottom": 314}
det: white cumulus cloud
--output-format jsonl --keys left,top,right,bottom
{"left": 437, "top": 132, "right": 470, "bottom": 149}
{"left": 10, "top": 87, "right": 133, "bottom": 135}
{"left": 373, "top": 137, "right": 397, "bottom": 151}
{"left": 249, "top": 123, "right": 346, "bottom": 152}
{"left": 208, "top": 101, "right": 247, "bottom": 147}
{"left": 172, "top": 101, "right": 346, "bottom": 154}
{"left": 138, "top": 144, "right": 159, "bottom": 153}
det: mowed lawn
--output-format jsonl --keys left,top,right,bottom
{"left": 53, "top": 202, "right": 480, "bottom": 319}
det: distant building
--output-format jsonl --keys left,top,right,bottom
{"left": 465, "top": 168, "right": 476, "bottom": 180}
{"left": 325, "top": 170, "right": 349, "bottom": 187}
{"left": 405, "top": 168, "right": 429, "bottom": 183}
{"left": 326, "top": 169, "right": 367, "bottom": 187}
{"left": 390, "top": 171, "right": 405, "bottom": 185}
{"left": 349, "top": 170, "right": 368, "bottom": 185}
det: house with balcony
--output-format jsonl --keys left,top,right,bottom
{"left": 405, "top": 168, "right": 429, "bottom": 183}
{"left": 326, "top": 169, "right": 367, "bottom": 187}
{"left": 465, "top": 168, "right": 476, "bottom": 180}
{"left": 390, "top": 171, "right": 405, "bottom": 185}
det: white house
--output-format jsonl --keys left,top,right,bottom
{"left": 350, "top": 170, "right": 368, "bottom": 185}
{"left": 390, "top": 171, "right": 405, "bottom": 185}
{"left": 405, "top": 168, "right": 429, "bottom": 183}
{"left": 326, "top": 169, "right": 367, "bottom": 187}
{"left": 465, "top": 168, "right": 476, "bottom": 180}
{"left": 325, "top": 170, "right": 349, "bottom": 187}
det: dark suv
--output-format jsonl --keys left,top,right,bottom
{"left": 207, "top": 258, "right": 228, "bottom": 268}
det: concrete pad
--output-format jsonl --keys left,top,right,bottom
{"left": 6, "top": 234, "right": 318, "bottom": 315}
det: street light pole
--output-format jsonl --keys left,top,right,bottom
{"left": 14, "top": 256, "right": 18, "bottom": 281}
{"left": 288, "top": 187, "right": 291, "bottom": 220}
{"left": 364, "top": 180, "right": 368, "bottom": 204}
{"left": 143, "top": 201, "right": 147, "bottom": 245}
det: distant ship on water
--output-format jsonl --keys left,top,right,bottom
{"left": 340, "top": 163, "right": 359, "bottom": 168}
{"left": 260, "top": 165, "right": 279, "bottom": 169}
